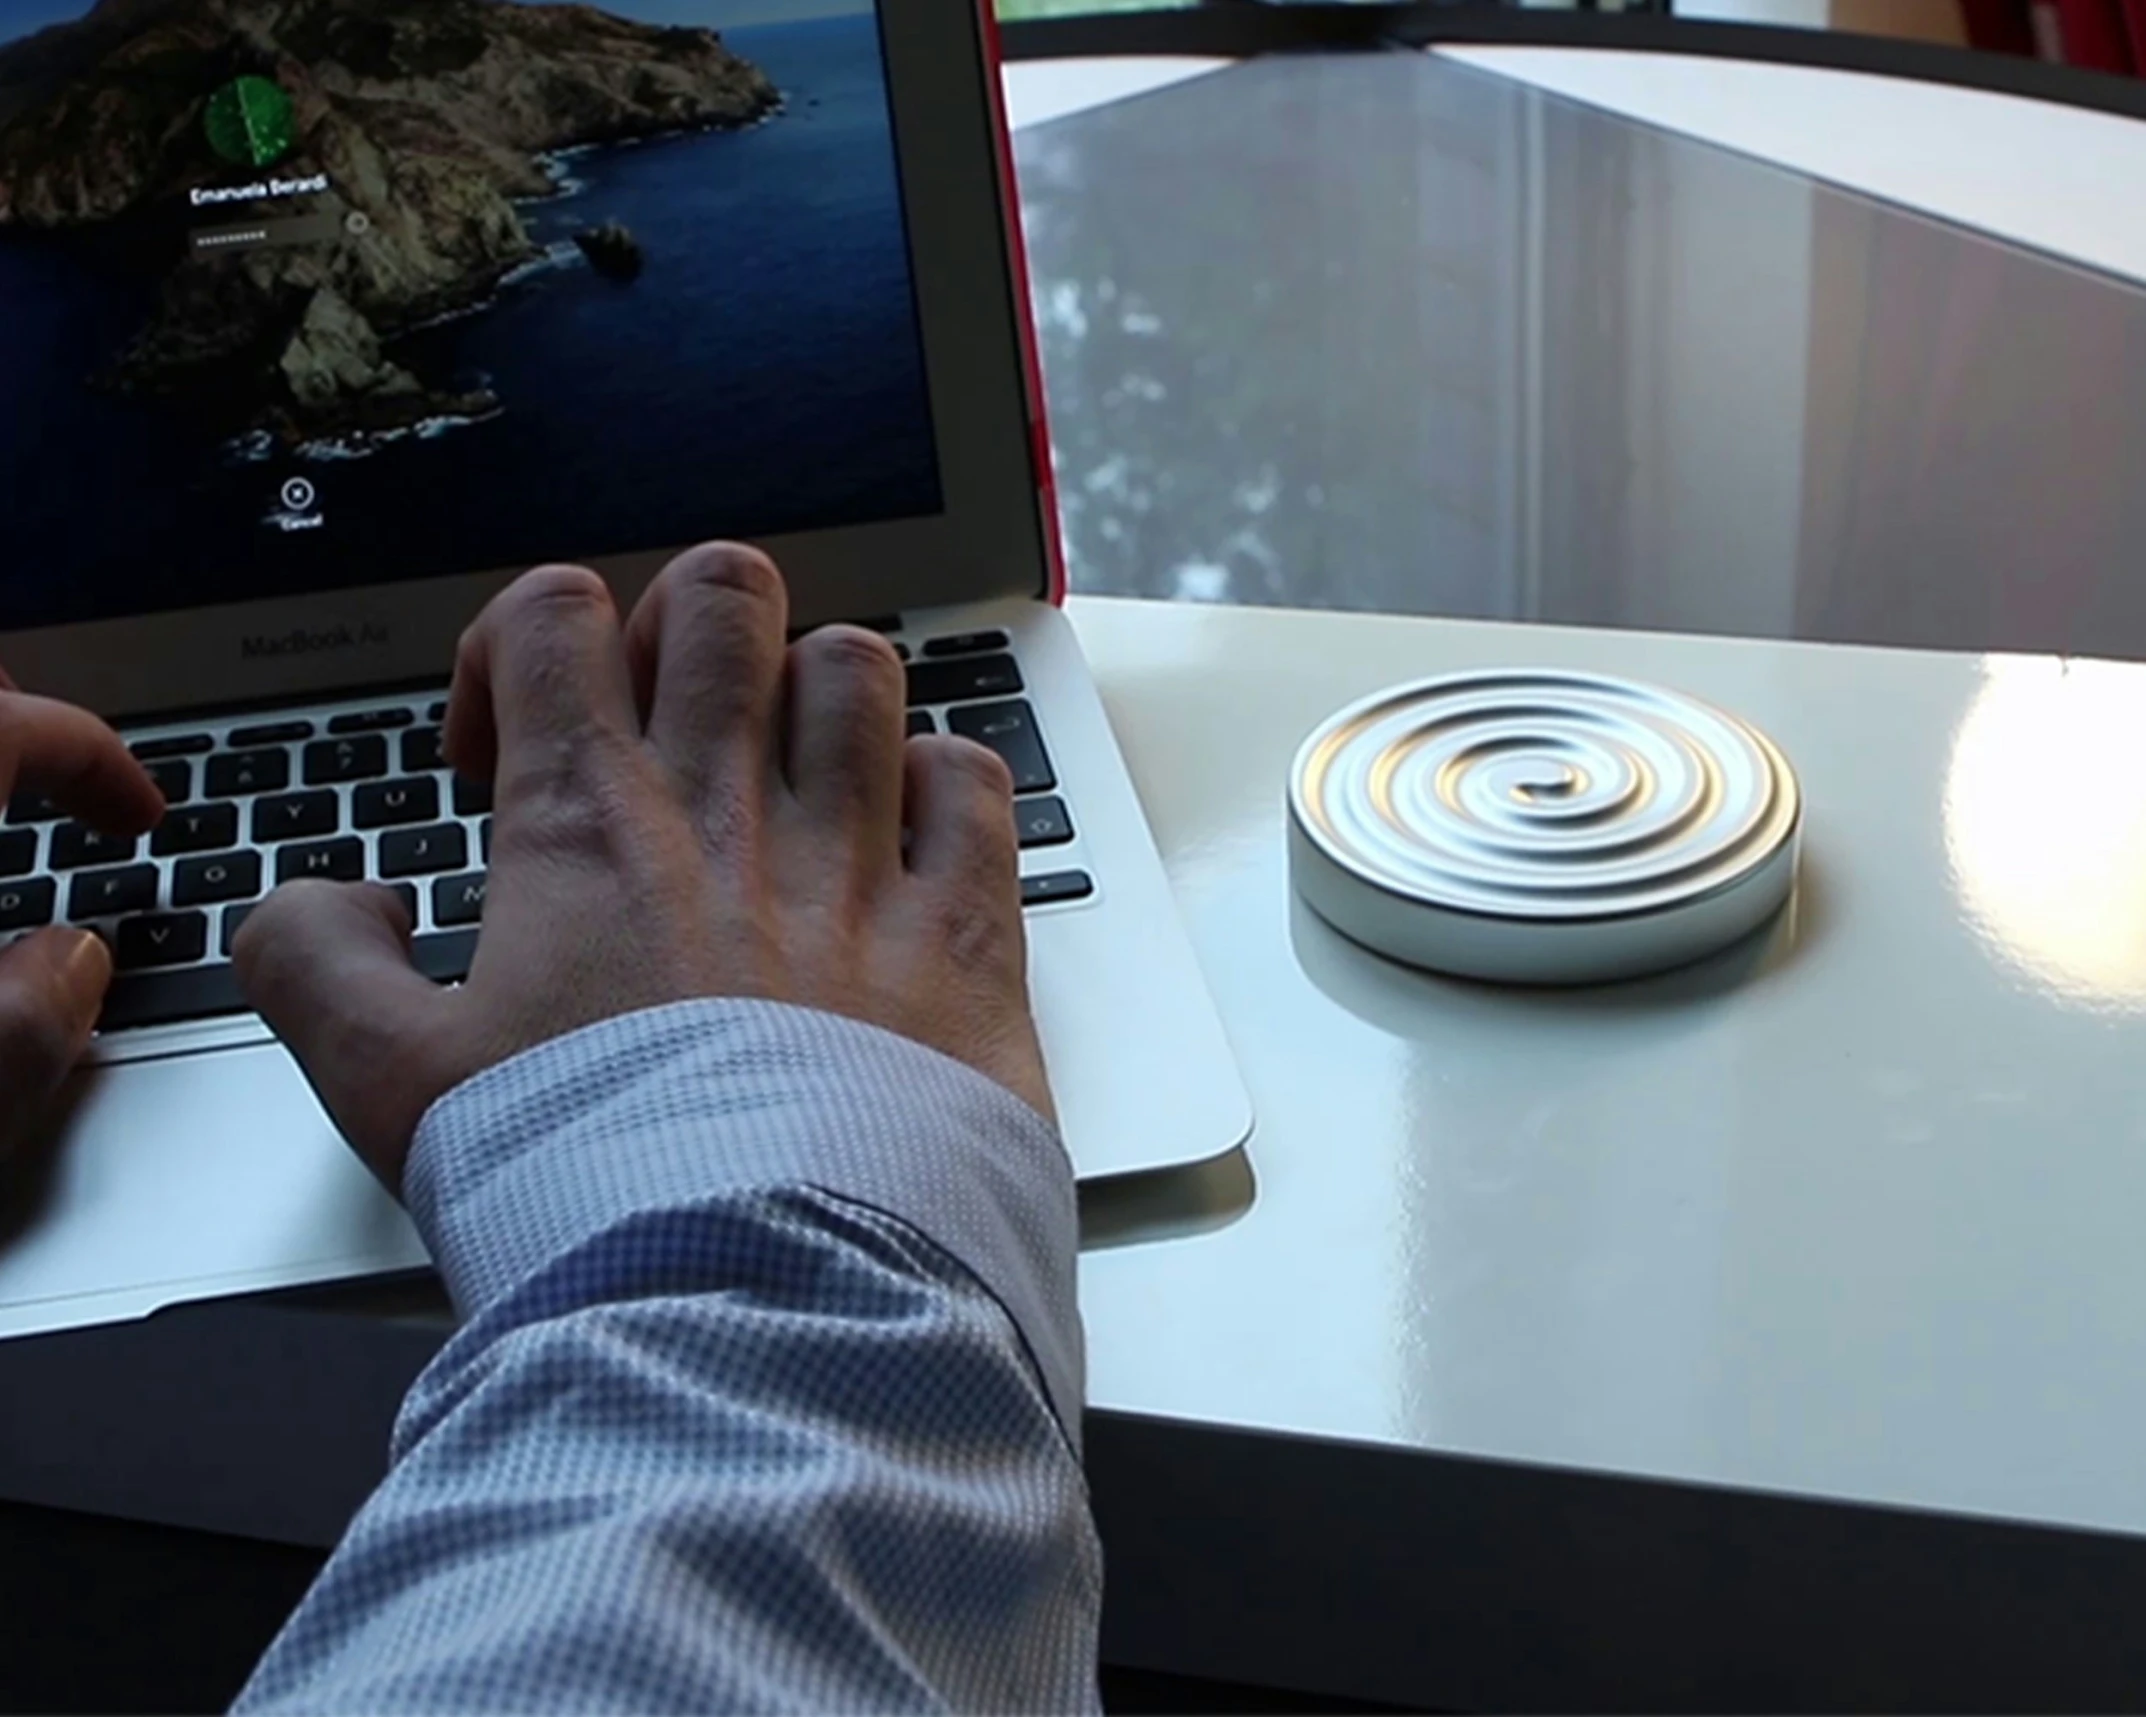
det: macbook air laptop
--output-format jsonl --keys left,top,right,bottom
{"left": 0, "top": 0, "right": 1252, "bottom": 1340}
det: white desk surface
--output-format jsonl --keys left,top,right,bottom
{"left": 1068, "top": 594, "right": 2146, "bottom": 1544}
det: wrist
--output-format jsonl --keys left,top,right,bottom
{"left": 404, "top": 996, "right": 1085, "bottom": 1438}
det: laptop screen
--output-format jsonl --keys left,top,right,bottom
{"left": 0, "top": 0, "right": 943, "bottom": 635}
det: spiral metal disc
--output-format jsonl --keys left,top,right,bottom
{"left": 1288, "top": 670, "right": 1802, "bottom": 984}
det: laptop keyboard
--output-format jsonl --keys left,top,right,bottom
{"left": 0, "top": 628, "right": 1092, "bottom": 1035}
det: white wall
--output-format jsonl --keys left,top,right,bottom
{"left": 1437, "top": 47, "right": 2146, "bottom": 286}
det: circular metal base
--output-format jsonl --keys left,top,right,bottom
{"left": 1287, "top": 670, "right": 1803, "bottom": 985}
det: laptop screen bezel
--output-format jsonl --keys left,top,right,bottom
{"left": 0, "top": 0, "right": 1049, "bottom": 721}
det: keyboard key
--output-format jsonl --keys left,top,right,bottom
{"left": 115, "top": 912, "right": 208, "bottom": 970}
{"left": 151, "top": 802, "right": 240, "bottom": 857}
{"left": 427, "top": 701, "right": 448, "bottom": 722}
{"left": 304, "top": 735, "right": 388, "bottom": 785}
{"left": 353, "top": 777, "right": 440, "bottom": 829}
{"left": 906, "top": 654, "right": 1024, "bottom": 708}
{"left": 947, "top": 701, "right": 1056, "bottom": 794}
{"left": 129, "top": 734, "right": 212, "bottom": 761}
{"left": 6, "top": 792, "right": 58, "bottom": 825}
{"left": 480, "top": 817, "right": 493, "bottom": 861}
{"left": 389, "top": 881, "right": 419, "bottom": 925}
{"left": 276, "top": 837, "right": 363, "bottom": 884}
{"left": 328, "top": 708, "right": 414, "bottom": 734}
{"left": 50, "top": 822, "right": 139, "bottom": 870}
{"left": 207, "top": 749, "right": 291, "bottom": 798}
{"left": 173, "top": 850, "right": 262, "bottom": 907}
{"left": 410, "top": 927, "right": 478, "bottom": 983}
{"left": 69, "top": 864, "right": 157, "bottom": 919}
{"left": 253, "top": 791, "right": 338, "bottom": 843}
{"left": 0, "top": 878, "right": 55, "bottom": 930}
{"left": 0, "top": 829, "right": 35, "bottom": 878}
{"left": 893, "top": 642, "right": 912, "bottom": 662}
{"left": 922, "top": 629, "right": 1011, "bottom": 658}
{"left": 452, "top": 775, "right": 492, "bottom": 816}
{"left": 433, "top": 871, "right": 487, "bottom": 926}
{"left": 907, "top": 711, "right": 935, "bottom": 738}
{"left": 378, "top": 823, "right": 467, "bottom": 878}
{"left": 1021, "top": 869, "right": 1094, "bottom": 908}
{"left": 145, "top": 759, "right": 192, "bottom": 805}
{"left": 227, "top": 720, "right": 314, "bottom": 748}
{"left": 402, "top": 727, "right": 445, "bottom": 774}
{"left": 1015, "top": 796, "right": 1074, "bottom": 849}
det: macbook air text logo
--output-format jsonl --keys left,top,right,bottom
{"left": 240, "top": 621, "right": 390, "bottom": 661}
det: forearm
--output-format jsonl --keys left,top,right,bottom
{"left": 235, "top": 1000, "right": 1099, "bottom": 1715}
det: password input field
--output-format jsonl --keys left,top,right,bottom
{"left": 189, "top": 210, "right": 346, "bottom": 257}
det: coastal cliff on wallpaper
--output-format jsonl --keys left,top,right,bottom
{"left": 0, "top": 0, "right": 781, "bottom": 441}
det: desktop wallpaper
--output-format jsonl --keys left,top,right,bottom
{"left": 0, "top": 0, "right": 942, "bottom": 631}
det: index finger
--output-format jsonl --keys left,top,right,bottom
{"left": 441, "top": 566, "right": 641, "bottom": 792}
{"left": 0, "top": 693, "right": 165, "bottom": 834}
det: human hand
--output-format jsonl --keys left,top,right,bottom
{"left": 235, "top": 544, "right": 1052, "bottom": 1193}
{"left": 0, "top": 676, "right": 165, "bottom": 1169}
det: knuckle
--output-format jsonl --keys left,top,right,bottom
{"left": 934, "top": 735, "right": 1016, "bottom": 800}
{"left": 924, "top": 886, "right": 1020, "bottom": 974}
{"left": 494, "top": 793, "right": 606, "bottom": 866}
{"left": 663, "top": 542, "right": 783, "bottom": 605}
{"left": 508, "top": 564, "right": 616, "bottom": 624}
{"left": 796, "top": 624, "right": 903, "bottom": 687}
{"left": 693, "top": 779, "right": 763, "bottom": 856}
{"left": 531, "top": 717, "right": 637, "bottom": 793}
{"left": 496, "top": 742, "right": 658, "bottom": 860}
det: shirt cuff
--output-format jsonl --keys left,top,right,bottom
{"left": 401, "top": 999, "right": 1083, "bottom": 1442}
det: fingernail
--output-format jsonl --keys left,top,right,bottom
{"left": 53, "top": 928, "right": 112, "bottom": 1034}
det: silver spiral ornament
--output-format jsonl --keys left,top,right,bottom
{"left": 1288, "top": 670, "right": 1802, "bottom": 984}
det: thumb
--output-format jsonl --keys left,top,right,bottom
{"left": 0, "top": 927, "right": 111, "bottom": 1167}
{"left": 233, "top": 881, "right": 462, "bottom": 1194}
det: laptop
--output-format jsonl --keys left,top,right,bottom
{"left": 0, "top": 0, "right": 1252, "bottom": 1341}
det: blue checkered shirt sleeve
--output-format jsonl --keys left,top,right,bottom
{"left": 232, "top": 999, "right": 1101, "bottom": 1714}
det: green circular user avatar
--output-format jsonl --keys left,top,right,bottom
{"left": 204, "top": 76, "right": 296, "bottom": 170}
